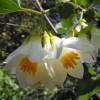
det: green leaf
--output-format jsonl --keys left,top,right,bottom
{"left": 0, "top": 0, "right": 22, "bottom": 14}
{"left": 72, "top": 0, "right": 88, "bottom": 6}
{"left": 79, "top": 86, "right": 100, "bottom": 100}
{"left": 85, "top": 63, "right": 96, "bottom": 76}
{"left": 77, "top": 63, "right": 100, "bottom": 100}
{"left": 80, "top": 0, "right": 88, "bottom": 7}
{"left": 0, "top": 0, "right": 41, "bottom": 15}
{"left": 58, "top": 3, "right": 75, "bottom": 19}
{"left": 95, "top": 12, "right": 100, "bottom": 17}
{"left": 56, "top": 16, "right": 73, "bottom": 33}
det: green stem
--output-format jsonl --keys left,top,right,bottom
{"left": 21, "top": 8, "right": 42, "bottom": 15}
{"left": 80, "top": 11, "right": 83, "bottom": 21}
{"left": 35, "top": 0, "right": 58, "bottom": 35}
{"left": 86, "top": 0, "right": 100, "bottom": 11}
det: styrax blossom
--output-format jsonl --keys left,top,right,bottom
{"left": 46, "top": 36, "right": 96, "bottom": 79}
{"left": 5, "top": 33, "right": 67, "bottom": 88}
{"left": 62, "top": 37, "right": 96, "bottom": 63}
{"left": 43, "top": 36, "right": 84, "bottom": 79}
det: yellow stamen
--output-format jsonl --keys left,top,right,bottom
{"left": 60, "top": 51, "right": 80, "bottom": 69}
{"left": 19, "top": 57, "right": 38, "bottom": 75}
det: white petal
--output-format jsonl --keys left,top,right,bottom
{"left": 62, "top": 37, "right": 95, "bottom": 52}
{"left": 16, "top": 61, "right": 52, "bottom": 88}
{"left": 5, "top": 54, "right": 25, "bottom": 75}
{"left": 28, "top": 42, "right": 48, "bottom": 62}
{"left": 81, "top": 22, "right": 88, "bottom": 28}
{"left": 67, "top": 61, "right": 84, "bottom": 79}
{"left": 75, "top": 25, "right": 81, "bottom": 32}
{"left": 17, "top": 58, "right": 67, "bottom": 88}
{"left": 78, "top": 50, "right": 96, "bottom": 63}
{"left": 44, "top": 59, "right": 67, "bottom": 86}
{"left": 91, "top": 28, "right": 100, "bottom": 50}
{"left": 5, "top": 45, "right": 23, "bottom": 63}
{"left": 59, "top": 47, "right": 84, "bottom": 79}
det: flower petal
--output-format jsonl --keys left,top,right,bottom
{"left": 44, "top": 59, "right": 67, "bottom": 86}
{"left": 59, "top": 47, "right": 84, "bottom": 79}
{"left": 5, "top": 54, "right": 25, "bottom": 75}
{"left": 16, "top": 58, "right": 67, "bottom": 88}
{"left": 91, "top": 28, "right": 100, "bottom": 51}
{"left": 78, "top": 50, "right": 96, "bottom": 63}
{"left": 16, "top": 60, "right": 52, "bottom": 88}
{"left": 66, "top": 60, "right": 84, "bottom": 79}
{"left": 62, "top": 37, "right": 95, "bottom": 52}
{"left": 26, "top": 42, "right": 48, "bottom": 62}
{"left": 5, "top": 45, "right": 23, "bottom": 63}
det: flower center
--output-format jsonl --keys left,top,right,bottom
{"left": 60, "top": 51, "right": 80, "bottom": 69}
{"left": 19, "top": 57, "right": 38, "bottom": 75}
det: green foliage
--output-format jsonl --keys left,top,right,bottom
{"left": 0, "top": 0, "right": 22, "bottom": 14}
{"left": 0, "top": 0, "right": 41, "bottom": 15}
{"left": 0, "top": 68, "right": 19, "bottom": 99}
{"left": 77, "top": 64, "right": 100, "bottom": 100}
{"left": 72, "top": 0, "right": 88, "bottom": 6}
{"left": 56, "top": 16, "right": 73, "bottom": 33}
{"left": 95, "top": 12, "right": 100, "bottom": 17}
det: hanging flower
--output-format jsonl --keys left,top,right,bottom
{"left": 43, "top": 36, "right": 85, "bottom": 79}
{"left": 5, "top": 33, "right": 67, "bottom": 89}
{"left": 45, "top": 36, "right": 96, "bottom": 79}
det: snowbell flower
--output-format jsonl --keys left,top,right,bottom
{"left": 47, "top": 36, "right": 96, "bottom": 79}
{"left": 44, "top": 36, "right": 84, "bottom": 79}
{"left": 5, "top": 32, "right": 67, "bottom": 88}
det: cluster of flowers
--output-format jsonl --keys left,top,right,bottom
{"left": 5, "top": 28, "right": 100, "bottom": 89}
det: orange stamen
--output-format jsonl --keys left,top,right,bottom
{"left": 60, "top": 51, "right": 80, "bottom": 69}
{"left": 19, "top": 57, "right": 38, "bottom": 75}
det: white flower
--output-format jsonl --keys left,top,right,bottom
{"left": 75, "top": 25, "right": 81, "bottom": 32}
{"left": 44, "top": 36, "right": 85, "bottom": 79}
{"left": 62, "top": 37, "right": 96, "bottom": 63}
{"left": 5, "top": 35, "right": 67, "bottom": 89}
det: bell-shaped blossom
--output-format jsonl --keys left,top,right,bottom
{"left": 5, "top": 33, "right": 67, "bottom": 89}
{"left": 44, "top": 36, "right": 85, "bottom": 79}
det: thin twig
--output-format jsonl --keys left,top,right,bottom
{"left": 0, "top": 22, "right": 27, "bottom": 27}
{"left": 35, "top": 0, "right": 58, "bottom": 35}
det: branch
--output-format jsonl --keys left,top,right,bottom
{"left": 35, "top": 0, "right": 58, "bottom": 35}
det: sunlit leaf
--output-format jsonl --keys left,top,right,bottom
{"left": 0, "top": 0, "right": 41, "bottom": 15}
{"left": 95, "top": 12, "right": 100, "bottom": 17}
{"left": 56, "top": 16, "right": 73, "bottom": 33}
{"left": 0, "top": 0, "right": 22, "bottom": 14}
{"left": 80, "top": 0, "right": 88, "bottom": 7}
